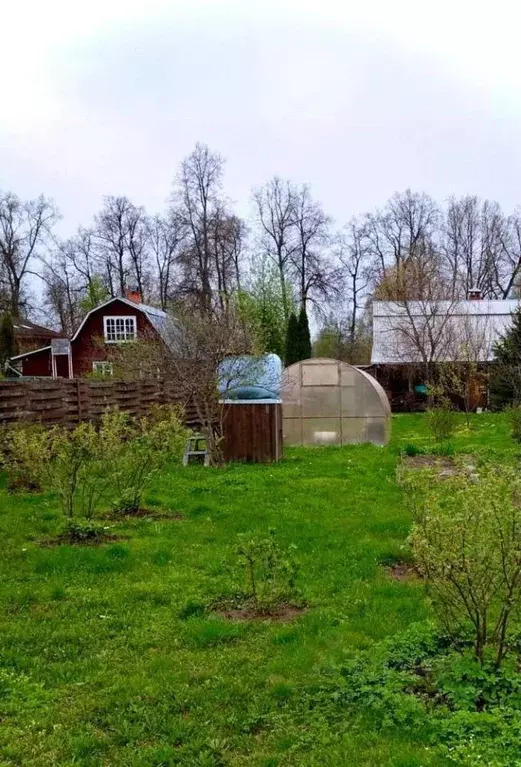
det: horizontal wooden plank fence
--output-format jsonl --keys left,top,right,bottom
{"left": 0, "top": 379, "right": 198, "bottom": 428}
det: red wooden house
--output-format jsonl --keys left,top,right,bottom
{"left": 10, "top": 293, "right": 172, "bottom": 378}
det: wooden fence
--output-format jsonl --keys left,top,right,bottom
{"left": 0, "top": 379, "right": 198, "bottom": 428}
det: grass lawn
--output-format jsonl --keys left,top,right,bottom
{"left": 0, "top": 413, "right": 514, "bottom": 766}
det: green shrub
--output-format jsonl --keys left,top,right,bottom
{"left": 0, "top": 423, "right": 51, "bottom": 492}
{"left": 430, "top": 441, "right": 455, "bottom": 456}
{"left": 322, "top": 621, "right": 521, "bottom": 765}
{"left": 235, "top": 528, "right": 299, "bottom": 611}
{"left": 426, "top": 407, "right": 457, "bottom": 442}
{"left": 408, "top": 463, "right": 521, "bottom": 666}
{"left": 44, "top": 422, "right": 109, "bottom": 523}
{"left": 61, "top": 519, "right": 107, "bottom": 543}
{"left": 402, "top": 443, "right": 424, "bottom": 457}
{"left": 101, "top": 406, "right": 188, "bottom": 514}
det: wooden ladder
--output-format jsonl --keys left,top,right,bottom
{"left": 183, "top": 434, "right": 210, "bottom": 466}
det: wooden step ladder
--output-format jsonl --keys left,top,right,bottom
{"left": 183, "top": 434, "right": 210, "bottom": 466}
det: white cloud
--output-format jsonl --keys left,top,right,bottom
{"left": 2, "top": 0, "right": 521, "bottom": 234}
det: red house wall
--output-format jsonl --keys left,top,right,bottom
{"left": 71, "top": 300, "right": 159, "bottom": 377}
{"left": 19, "top": 299, "right": 160, "bottom": 378}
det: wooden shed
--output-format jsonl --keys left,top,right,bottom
{"left": 221, "top": 401, "right": 283, "bottom": 463}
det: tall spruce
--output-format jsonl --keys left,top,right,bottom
{"left": 284, "top": 312, "right": 300, "bottom": 366}
{"left": 297, "top": 305, "right": 312, "bottom": 361}
{"left": 490, "top": 307, "right": 521, "bottom": 408}
{"left": 0, "top": 313, "right": 18, "bottom": 373}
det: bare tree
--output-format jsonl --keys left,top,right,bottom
{"left": 443, "top": 196, "right": 512, "bottom": 298}
{"left": 105, "top": 304, "right": 254, "bottom": 465}
{"left": 500, "top": 208, "right": 521, "bottom": 298}
{"left": 94, "top": 196, "right": 150, "bottom": 299}
{"left": 148, "top": 212, "right": 185, "bottom": 310}
{"left": 42, "top": 246, "right": 82, "bottom": 334}
{"left": 210, "top": 210, "right": 246, "bottom": 307}
{"left": 289, "top": 184, "right": 335, "bottom": 311}
{"left": 66, "top": 227, "right": 101, "bottom": 294}
{"left": 365, "top": 189, "right": 441, "bottom": 284}
{"left": 174, "top": 143, "right": 226, "bottom": 311}
{"left": 252, "top": 177, "right": 298, "bottom": 321}
{"left": 125, "top": 204, "right": 151, "bottom": 300}
{"left": 373, "top": 251, "right": 459, "bottom": 389}
{"left": 0, "top": 192, "right": 59, "bottom": 317}
{"left": 435, "top": 308, "right": 493, "bottom": 422}
{"left": 337, "top": 220, "right": 373, "bottom": 343}
{"left": 165, "top": 306, "right": 254, "bottom": 464}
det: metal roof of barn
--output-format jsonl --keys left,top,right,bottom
{"left": 371, "top": 299, "right": 521, "bottom": 365}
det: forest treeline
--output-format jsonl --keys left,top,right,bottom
{"left": 1, "top": 142, "right": 521, "bottom": 363}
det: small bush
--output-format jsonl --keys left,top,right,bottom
{"left": 426, "top": 407, "right": 457, "bottom": 442}
{"left": 102, "top": 406, "right": 188, "bottom": 514}
{"left": 402, "top": 443, "right": 424, "bottom": 457}
{"left": 507, "top": 406, "right": 521, "bottom": 443}
{"left": 408, "top": 463, "right": 521, "bottom": 667}
{"left": 430, "top": 442, "right": 455, "bottom": 456}
{"left": 235, "top": 529, "right": 299, "bottom": 611}
{"left": 0, "top": 423, "right": 51, "bottom": 492}
{"left": 45, "top": 422, "right": 109, "bottom": 523}
{"left": 60, "top": 519, "right": 107, "bottom": 544}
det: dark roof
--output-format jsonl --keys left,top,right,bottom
{"left": 13, "top": 320, "right": 61, "bottom": 339}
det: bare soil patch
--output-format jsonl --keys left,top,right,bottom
{"left": 386, "top": 562, "right": 421, "bottom": 581}
{"left": 402, "top": 455, "right": 456, "bottom": 471}
{"left": 401, "top": 454, "right": 477, "bottom": 480}
{"left": 7, "top": 480, "right": 42, "bottom": 494}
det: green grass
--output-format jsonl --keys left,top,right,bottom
{"left": 0, "top": 413, "right": 514, "bottom": 766}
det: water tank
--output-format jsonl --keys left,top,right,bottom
{"left": 218, "top": 354, "right": 282, "bottom": 401}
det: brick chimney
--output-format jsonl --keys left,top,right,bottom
{"left": 467, "top": 288, "right": 483, "bottom": 301}
{"left": 124, "top": 288, "right": 142, "bottom": 304}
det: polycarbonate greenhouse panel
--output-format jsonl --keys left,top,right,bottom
{"left": 301, "top": 418, "right": 341, "bottom": 445}
{"left": 282, "top": 358, "right": 391, "bottom": 447}
{"left": 301, "top": 386, "right": 340, "bottom": 418}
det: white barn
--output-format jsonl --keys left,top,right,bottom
{"left": 371, "top": 299, "right": 520, "bottom": 366}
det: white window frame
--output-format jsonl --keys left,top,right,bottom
{"left": 92, "top": 361, "right": 114, "bottom": 377}
{"left": 103, "top": 315, "right": 137, "bottom": 343}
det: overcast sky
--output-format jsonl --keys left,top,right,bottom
{"left": 2, "top": 0, "right": 521, "bottom": 236}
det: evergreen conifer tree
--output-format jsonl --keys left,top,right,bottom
{"left": 0, "top": 313, "right": 18, "bottom": 374}
{"left": 490, "top": 308, "right": 521, "bottom": 408}
{"left": 297, "top": 305, "right": 312, "bottom": 361}
{"left": 284, "top": 312, "right": 300, "bottom": 366}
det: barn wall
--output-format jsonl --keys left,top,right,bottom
{"left": 20, "top": 349, "right": 53, "bottom": 377}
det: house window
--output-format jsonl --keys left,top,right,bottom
{"left": 92, "top": 361, "right": 114, "bottom": 377}
{"left": 103, "top": 316, "right": 137, "bottom": 343}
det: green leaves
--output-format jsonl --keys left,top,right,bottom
{"left": 2, "top": 406, "right": 189, "bottom": 538}
{"left": 406, "top": 462, "right": 521, "bottom": 666}
{"left": 101, "top": 406, "right": 188, "bottom": 514}
{"left": 0, "top": 423, "right": 50, "bottom": 492}
{"left": 425, "top": 407, "right": 458, "bottom": 443}
{"left": 235, "top": 529, "right": 299, "bottom": 611}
